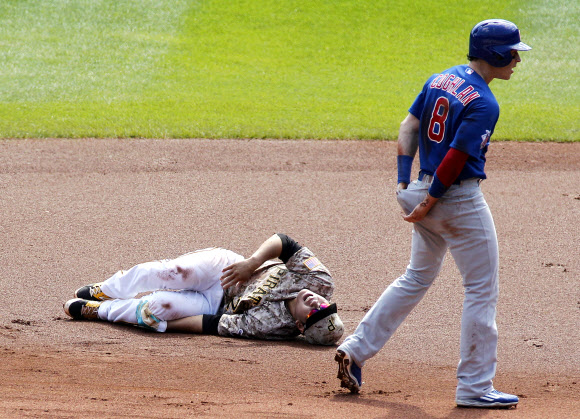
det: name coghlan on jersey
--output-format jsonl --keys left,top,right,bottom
{"left": 429, "top": 73, "right": 480, "bottom": 107}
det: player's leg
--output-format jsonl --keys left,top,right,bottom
{"left": 339, "top": 221, "right": 447, "bottom": 365}
{"left": 96, "top": 280, "right": 223, "bottom": 332}
{"left": 146, "top": 280, "right": 224, "bottom": 321}
{"left": 98, "top": 248, "right": 243, "bottom": 299}
{"left": 338, "top": 182, "right": 448, "bottom": 368}
{"left": 443, "top": 184, "right": 500, "bottom": 399}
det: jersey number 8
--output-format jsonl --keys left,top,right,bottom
{"left": 428, "top": 96, "right": 449, "bottom": 143}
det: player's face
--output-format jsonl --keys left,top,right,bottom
{"left": 496, "top": 50, "right": 522, "bottom": 80}
{"left": 293, "top": 289, "right": 329, "bottom": 324}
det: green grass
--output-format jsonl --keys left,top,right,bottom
{"left": 0, "top": 0, "right": 577, "bottom": 140}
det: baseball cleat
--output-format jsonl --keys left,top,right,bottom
{"left": 335, "top": 350, "right": 362, "bottom": 394}
{"left": 456, "top": 389, "right": 519, "bottom": 408}
{"left": 64, "top": 298, "right": 102, "bottom": 320}
{"left": 74, "top": 283, "right": 111, "bottom": 301}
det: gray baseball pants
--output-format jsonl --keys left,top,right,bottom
{"left": 338, "top": 178, "right": 499, "bottom": 399}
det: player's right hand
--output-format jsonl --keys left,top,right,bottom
{"left": 220, "top": 259, "right": 256, "bottom": 289}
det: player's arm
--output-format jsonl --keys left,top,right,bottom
{"left": 220, "top": 234, "right": 282, "bottom": 289}
{"left": 166, "top": 311, "right": 281, "bottom": 339}
{"left": 165, "top": 314, "right": 226, "bottom": 335}
{"left": 403, "top": 147, "right": 469, "bottom": 223}
{"left": 165, "top": 315, "right": 204, "bottom": 333}
{"left": 428, "top": 147, "right": 470, "bottom": 197}
{"left": 397, "top": 113, "right": 420, "bottom": 192}
{"left": 220, "top": 233, "right": 302, "bottom": 289}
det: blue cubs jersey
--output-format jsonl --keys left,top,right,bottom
{"left": 409, "top": 64, "right": 500, "bottom": 180}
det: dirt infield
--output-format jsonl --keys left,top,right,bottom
{"left": 1, "top": 139, "right": 578, "bottom": 418}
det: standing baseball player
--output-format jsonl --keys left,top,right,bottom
{"left": 64, "top": 233, "right": 344, "bottom": 345}
{"left": 334, "top": 19, "right": 531, "bottom": 408}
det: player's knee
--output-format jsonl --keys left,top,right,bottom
{"left": 400, "top": 269, "right": 436, "bottom": 288}
{"left": 147, "top": 296, "right": 175, "bottom": 319}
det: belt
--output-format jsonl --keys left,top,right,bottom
{"left": 418, "top": 172, "right": 480, "bottom": 186}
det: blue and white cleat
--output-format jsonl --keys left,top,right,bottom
{"left": 456, "top": 389, "right": 519, "bottom": 408}
{"left": 335, "top": 350, "right": 363, "bottom": 394}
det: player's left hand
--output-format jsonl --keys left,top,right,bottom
{"left": 403, "top": 193, "right": 438, "bottom": 223}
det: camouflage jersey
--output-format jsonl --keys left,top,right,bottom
{"left": 217, "top": 247, "right": 334, "bottom": 340}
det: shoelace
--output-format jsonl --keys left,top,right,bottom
{"left": 89, "top": 285, "right": 102, "bottom": 298}
{"left": 81, "top": 304, "right": 99, "bottom": 318}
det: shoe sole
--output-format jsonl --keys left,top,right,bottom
{"left": 457, "top": 400, "right": 518, "bottom": 408}
{"left": 335, "top": 351, "right": 360, "bottom": 394}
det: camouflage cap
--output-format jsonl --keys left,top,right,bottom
{"left": 303, "top": 303, "right": 344, "bottom": 345}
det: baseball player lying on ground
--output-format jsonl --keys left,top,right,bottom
{"left": 63, "top": 233, "right": 344, "bottom": 345}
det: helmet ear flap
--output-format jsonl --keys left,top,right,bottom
{"left": 489, "top": 46, "right": 514, "bottom": 67}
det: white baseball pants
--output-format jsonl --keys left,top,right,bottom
{"left": 96, "top": 248, "right": 244, "bottom": 332}
{"left": 339, "top": 179, "right": 500, "bottom": 399}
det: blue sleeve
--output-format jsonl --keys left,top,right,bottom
{"left": 451, "top": 100, "right": 499, "bottom": 158}
{"left": 409, "top": 76, "right": 435, "bottom": 119}
{"left": 409, "top": 87, "right": 426, "bottom": 119}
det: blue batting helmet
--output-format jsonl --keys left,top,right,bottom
{"left": 469, "top": 19, "right": 531, "bottom": 67}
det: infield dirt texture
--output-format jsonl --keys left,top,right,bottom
{"left": 0, "top": 139, "right": 578, "bottom": 418}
